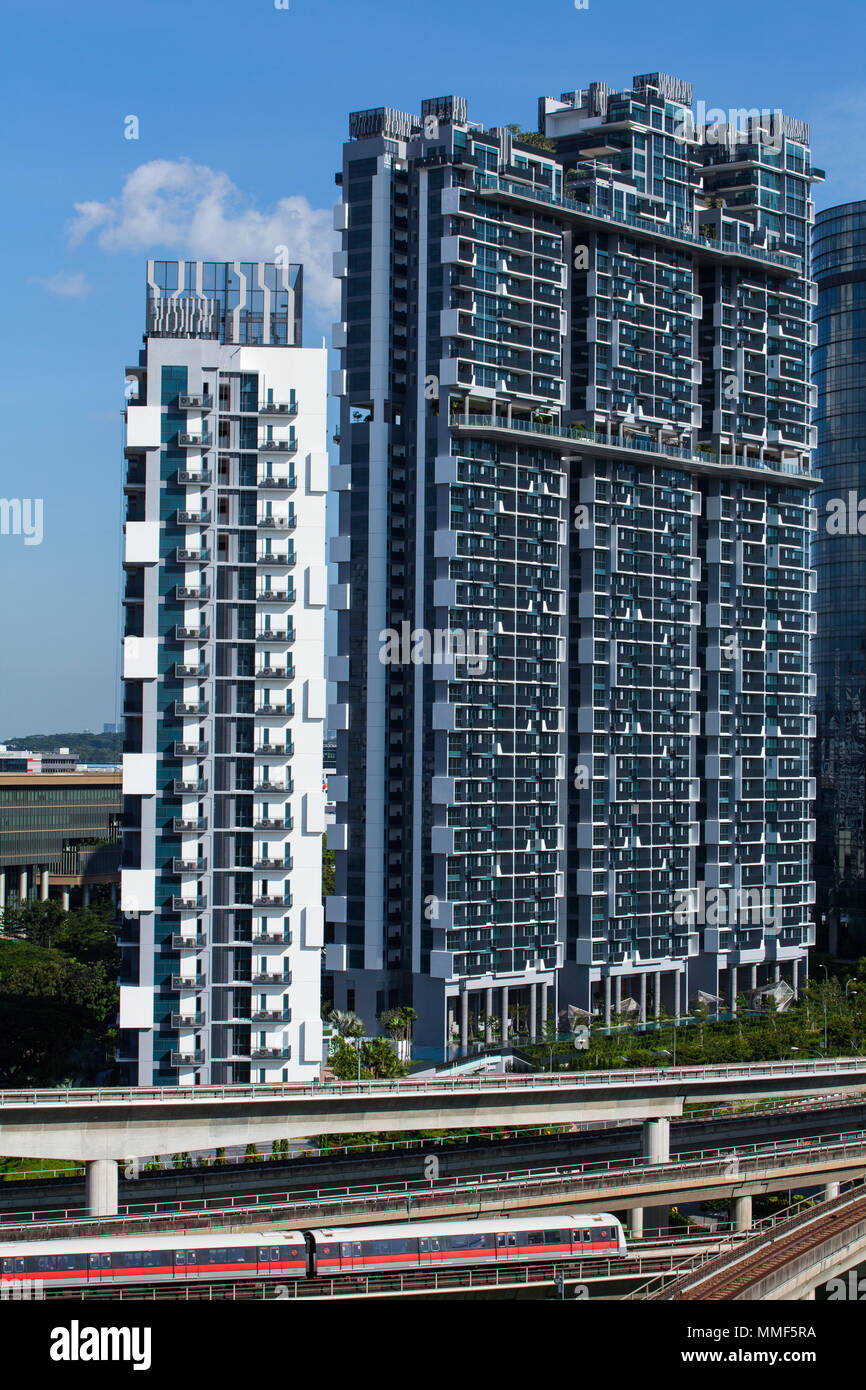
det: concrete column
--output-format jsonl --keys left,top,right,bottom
{"left": 642, "top": 1117, "right": 670, "bottom": 1164}
{"left": 614, "top": 976, "right": 622, "bottom": 1016}
{"left": 39, "top": 869, "right": 49, "bottom": 901}
{"left": 0, "top": 870, "right": 5, "bottom": 912}
{"left": 500, "top": 986, "right": 509, "bottom": 1042}
{"left": 485, "top": 987, "right": 493, "bottom": 1045}
{"left": 539, "top": 981, "right": 548, "bottom": 1033}
{"left": 673, "top": 971, "right": 681, "bottom": 1023}
{"left": 653, "top": 972, "right": 661, "bottom": 1020}
{"left": 824, "top": 1182, "right": 840, "bottom": 1201}
{"left": 62, "top": 889, "right": 70, "bottom": 911}
{"left": 85, "top": 1159, "right": 119, "bottom": 1217}
{"left": 446, "top": 998, "right": 455, "bottom": 1045}
{"left": 460, "top": 991, "right": 469, "bottom": 1050}
{"left": 733, "top": 1195, "right": 752, "bottom": 1232}
{"left": 529, "top": 984, "right": 537, "bottom": 1041}
{"left": 750, "top": 964, "right": 758, "bottom": 991}
{"left": 730, "top": 965, "right": 738, "bottom": 1014}
{"left": 18, "top": 868, "right": 27, "bottom": 902}
{"left": 774, "top": 963, "right": 781, "bottom": 984}
{"left": 792, "top": 958, "right": 800, "bottom": 998}
{"left": 603, "top": 976, "right": 611, "bottom": 1028}
{"left": 639, "top": 973, "right": 647, "bottom": 1025}
{"left": 629, "top": 1207, "right": 644, "bottom": 1239}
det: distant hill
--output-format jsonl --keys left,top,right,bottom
{"left": 1, "top": 732, "right": 122, "bottom": 764}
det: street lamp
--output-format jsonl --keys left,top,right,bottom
{"left": 820, "top": 965, "right": 830, "bottom": 1052}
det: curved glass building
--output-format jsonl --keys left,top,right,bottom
{"left": 813, "top": 203, "right": 866, "bottom": 954}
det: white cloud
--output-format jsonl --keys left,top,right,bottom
{"left": 32, "top": 270, "right": 91, "bottom": 298}
{"left": 67, "top": 159, "right": 339, "bottom": 314}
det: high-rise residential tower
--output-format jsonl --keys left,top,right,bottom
{"left": 327, "top": 77, "right": 819, "bottom": 1049}
{"left": 813, "top": 203, "right": 866, "bottom": 955}
{"left": 118, "top": 260, "right": 328, "bottom": 1085}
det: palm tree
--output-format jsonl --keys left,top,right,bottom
{"left": 328, "top": 1008, "right": 365, "bottom": 1039}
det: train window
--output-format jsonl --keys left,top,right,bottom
{"left": 88, "top": 1255, "right": 111, "bottom": 1269}
{"left": 340, "top": 1244, "right": 351, "bottom": 1258}
{"left": 372, "top": 1241, "right": 389, "bottom": 1255}
{"left": 35, "top": 1257, "right": 57, "bottom": 1272}
{"left": 580, "top": 1230, "right": 593, "bottom": 1243}
{"left": 544, "top": 1231, "right": 563, "bottom": 1243}
{"left": 389, "top": 1239, "right": 414, "bottom": 1255}
{"left": 229, "top": 1248, "right": 248, "bottom": 1263}
{"left": 58, "top": 1256, "right": 86, "bottom": 1271}
{"left": 527, "top": 1231, "right": 544, "bottom": 1246}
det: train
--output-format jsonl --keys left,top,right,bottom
{"left": 0, "top": 1212, "right": 627, "bottom": 1289}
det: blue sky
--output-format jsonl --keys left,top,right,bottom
{"left": 0, "top": 0, "right": 863, "bottom": 735}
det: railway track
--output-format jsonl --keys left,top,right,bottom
{"left": 654, "top": 1186, "right": 866, "bottom": 1300}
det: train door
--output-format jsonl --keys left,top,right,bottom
{"left": 258, "top": 1245, "right": 281, "bottom": 1273}
{"left": 339, "top": 1241, "right": 363, "bottom": 1270}
{"left": 174, "top": 1250, "right": 198, "bottom": 1279}
{"left": 87, "top": 1253, "right": 111, "bottom": 1283}
{"left": 495, "top": 1231, "right": 517, "bottom": 1261}
{"left": 418, "top": 1237, "right": 441, "bottom": 1266}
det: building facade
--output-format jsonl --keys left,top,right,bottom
{"left": 813, "top": 202, "right": 866, "bottom": 954}
{"left": 118, "top": 260, "right": 328, "bottom": 1085}
{"left": 327, "top": 76, "right": 819, "bottom": 1048}
{"left": 0, "top": 771, "right": 121, "bottom": 912}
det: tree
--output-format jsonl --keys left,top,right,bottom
{"left": 244, "top": 1144, "right": 260, "bottom": 1164}
{"left": 0, "top": 937, "right": 118, "bottom": 1085}
{"left": 328, "top": 1008, "right": 365, "bottom": 1039}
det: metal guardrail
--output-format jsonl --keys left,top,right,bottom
{"left": 6, "top": 1129, "right": 866, "bottom": 1230}
{"left": 625, "top": 1180, "right": 866, "bottom": 1300}
{"left": 3, "top": 1056, "right": 866, "bottom": 1107}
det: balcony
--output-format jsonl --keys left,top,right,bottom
{"left": 251, "top": 1047, "right": 291, "bottom": 1060}
{"left": 178, "top": 432, "right": 212, "bottom": 448}
{"left": 176, "top": 585, "right": 210, "bottom": 601}
{"left": 169, "top": 975, "right": 206, "bottom": 991}
{"left": 256, "top": 516, "right": 292, "bottom": 531}
{"left": 252, "top": 1010, "right": 290, "bottom": 1022}
{"left": 173, "top": 663, "right": 209, "bottom": 679}
{"left": 258, "top": 401, "right": 298, "bottom": 416}
{"left": 256, "top": 549, "right": 295, "bottom": 567}
{"left": 255, "top": 702, "right": 291, "bottom": 716}
{"left": 257, "top": 474, "right": 296, "bottom": 490}
{"left": 175, "top": 548, "right": 210, "bottom": 564}
{"left": 257, "top": 437, "right": 296, "bottom": 452}
{"left": 253, "top": 817, "right": 292, "bottom": 831}
{"left": 178, "top": 394, "right": 212, "bottom": 412}
{"left": 171, "top": 742, "right": 208, "bottom": 758}
{"left": 252, "top": 931, "right": 291, "bottom": 944}
{"left": 177, "top": 470, "right": 212, "bottom": 486}
{"left": 171, "top": 1051, "right": 206, "bottom": 1067}
{"left": 254, "top": 743, "right": 291, "bottom": 756}
{"left": 171, "top": 858, "right": 207, "bottom": 875}
{"left": 171, "top": 779, "right": 207, "bottom": 796}
{"left": 256, "top": 588, "right": 294, "bottom": 603}
{"left": 170, "top": 933, "right": 207, "bottom": 949}
{"left": 255, "top": 628, "right": 292, "bottom": 642}
{"left": 173, "top": 626, "right": 209, "bottom": 642}
{"left": 255, "top": 664, "right": 293, "bottom": 680}
{"left": 171, "top": 897, "right": 207, "bottom": 914}
{"left": 172, "top": 817, "right": 207, "bottom": 834}
{"left": 172, "top": 701, "right": 208, "bottom": 718}
{"left": 170, "top": 1012, "right": 206, "bottom": 1028}
{"left": 253, "top": 783, "right": 289, "bottom": 795}
{"left": 252, "top": 972, "right": 289, "bottom": 985}
{"left": 177, "top": 511, "right": 211, "bottom": 525}
{"left": 253, "top": 894, "right": 291, "bottom": 908}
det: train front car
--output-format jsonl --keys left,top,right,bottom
{"left": 305, "top": 1214, "right": 627, "bottom": 1276}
